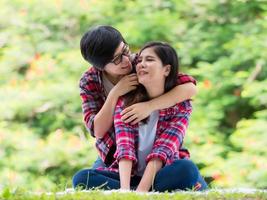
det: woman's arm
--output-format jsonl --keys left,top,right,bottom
{"left": 119, "top": 159, "right": 133, "bottom": 190}
{"left": 136, "top": 158, "right": 163, "bottom": 192}
{"left": 136, "top": 101, "right": 192, "bottom": 192}
{"left": 146, "top": 100, "right": 192, "bottom": 164}
{"left": 114, "top": 98, "right": 138, "bottom": 189}
{"left": 137, "top": 101, "right": 192, "bottom": 192}
{"left": 121, "top": 82, "right": 196, "bottom": 124}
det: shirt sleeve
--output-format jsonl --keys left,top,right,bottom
{"left": 177, "top": 73, "right": 197, "bottom": 85}
{"left": 146, "top": 100, "right": 192, "bottom": 165}
{"left": 113, "top": 98, "right": 137, "bottom": 164}
{"left": 79, "top": 71, "right": 104, "bottom": 137}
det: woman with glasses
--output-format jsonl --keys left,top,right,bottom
{"left": 73, "top": 41, "right": 207, "bottom": 192}
{"left": 77, "top": 25, "right": 197, "bottom": 170}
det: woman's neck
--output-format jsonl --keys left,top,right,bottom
{"left": 103, "top": 71, "right": 123, "bottom": 85}
{"left": 145, "top": 83, "right": 165, "bottom": 99}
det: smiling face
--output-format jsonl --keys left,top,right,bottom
{"left": 104, "top": 42, "right": 132, "bottom": 77}
{"left": 136, "top": 47, "right": 170, "bottom": 89}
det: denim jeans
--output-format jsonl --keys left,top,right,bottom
{"left": 91, "top": 156, "right": 106, "bottom": 169}
{"left": 73, "top": 159, "right": 208, "bottom": 192}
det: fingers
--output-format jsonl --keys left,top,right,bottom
{"left": 121, "top": 107, "right": 137, "bottom": 123}
{"left": 121, "top": 110, "right": 134, "bottom": 121}
{"left": 121, "top": 75, "right": 138, "bottom": 86}
{"left": 130, "top": 118, "right": 141, "bottom": 125}
{"left": 130, "top": 80, "right": 139, "bottom": 86}
{"left": 121, "top": 106, "right": 142, "bottom": 124}
{"left": 128, "top": 85, "right": 137, "bottom": 92}
{"left": 123, "top": 114, "right": 138, "bottom": 124}
{"left": 121, "top": 107, "right": 132, "bottom": 117}
{"left": 125, "top": 115, "right": 142, "bottom": 125}
{"left": 128, "top": 73, "right": 137, "bottom": 77}
{"left": 128, "top": 78, "right": 138, "bottom": 85}
{"left": 125, "top": 73, "right": 137, "bottom": 80}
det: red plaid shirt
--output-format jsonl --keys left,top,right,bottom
{"left": 79, "top": 67, "right": 196, "bottom": 165}
{"left": 102, "top": 98, "right": 192, "bottom": 174}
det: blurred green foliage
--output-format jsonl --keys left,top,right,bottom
{"left": 0, "top": 0, "right": 266, "bottom": 191}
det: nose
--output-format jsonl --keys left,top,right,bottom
{"left": 122, "top": 54, "right": 130, "bottom": 62}
{"left": 140, "top": 59, "right": 146, "bottom": 68}
{"left": 136, "top": 61, "right": 145, "bottom": 71}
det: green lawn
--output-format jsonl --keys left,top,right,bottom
{"left": 1, "top": 188, "right": 267, "bottom": 200}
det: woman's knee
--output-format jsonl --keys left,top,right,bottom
{"left": 153, "top": 159, "right": 201, "bottom": 192}
{"left": 72, "top": 169, "right": 95, "bottom": 189}
{"left": 173, "top": 159, "right": 199, "bottom": 182}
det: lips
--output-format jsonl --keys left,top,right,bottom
{"left": 137, "top": 70, "right": 148, "bottom": 76}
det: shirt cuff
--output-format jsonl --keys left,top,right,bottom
{"left": 146, "top": 148, "right": 171, "bottom": 165}
{"left": 115, "top": 147, "right": 137, "bottom": 164}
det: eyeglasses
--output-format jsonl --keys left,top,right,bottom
{"left": 110, "top": 44, "right": 130, "bottom": 65}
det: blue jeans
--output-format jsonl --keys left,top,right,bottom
{"left": 91, "top": 156, "right": 106, "bottom": 169}
{"left": 73, "top": 159, "right": 208, "bottom": 192}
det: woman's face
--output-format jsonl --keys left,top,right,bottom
{"left": 136, "top": 47, "right": 170, "bottom": 87}
{"left": 104, "top": 42, "right": 132, "bottom": 76}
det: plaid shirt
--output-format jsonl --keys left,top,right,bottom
{"left": 101, "top": 98, "right": 192, "bottom": 174}
{"left": 79, "top": 67, "right": 196, "bottom": 165}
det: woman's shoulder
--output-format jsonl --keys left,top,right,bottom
{"left": 177, "top": 73, "right": 197, "bottom": 85}
{"left": 116, "top": 97, "right": 126, "bottom": 108}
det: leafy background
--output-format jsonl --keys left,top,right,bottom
{"left": 0, "top": 0, "right": 266, "bottom": 191}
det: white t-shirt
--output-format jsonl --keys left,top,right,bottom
{"left": 136, "top": 111, "right": 159, "bottom": 176}
{"left": 102, "top": 73, "right": 159, "bottom": 176}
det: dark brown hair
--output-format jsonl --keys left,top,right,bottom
{"left": 123, "top": 42, "right": 179, "bottom": 121}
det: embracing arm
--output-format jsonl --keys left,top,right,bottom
{"left": 122, "top": 76, "right": 197, "bottom": 124}
{"left": 93, "top": 74, "right": 138, "bottom": 139}
{"left": 80, "top": 75, "right": 118, "bottom": 139}
{"left": 93, "top": 89, "right": 119, "bottom": 139}
{"left": 148, "top": 82, "right": 196, "bottom": 110}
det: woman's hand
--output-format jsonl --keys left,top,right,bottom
{"left": 121, "top": 102, "right": 153, "bottom": 125}
{"left": 136, "top": 158, "right": 163, "bottom": 192}
{"left": 111, "top": 74, "right": 138, "bottom": 97}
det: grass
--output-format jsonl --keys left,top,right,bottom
{"left": 1, "top": 188, "right": 267, "bottom": 200}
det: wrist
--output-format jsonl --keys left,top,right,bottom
{"left": 147, "top": 100, "right": 156, "bottom": 112}
{"left": 108, "top": 89, "right": 120, "bottom": 104}
{"left": 136, "top": 184, "right": 149, "bottom": 192}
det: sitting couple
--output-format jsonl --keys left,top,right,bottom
{"left": 72, "top": 25, "right": 208, "bottom": 192}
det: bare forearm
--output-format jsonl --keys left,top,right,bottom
{"left": 119, "top": 159, "right": 133, "bottom": 190}
{"left": 136, "top": 159, "right": 163, "bottom": 192}
{"left": 94, "top": 90, "right": 119, "bottom": 139}
{"left": 149, "top": 83, "right": 197, "bottom": 111}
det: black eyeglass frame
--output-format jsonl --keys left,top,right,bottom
{"left": 110, "top": 43, "right": 130, "bottom": 65}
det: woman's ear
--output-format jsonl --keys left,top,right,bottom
{"left": 164, "top": 65, "right": 171, "bottom": 77}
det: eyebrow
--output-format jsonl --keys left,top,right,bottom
{"left": 139, "top": 55, "right": 155, "bottom": 59}
{"left": 113, "top": 44, "right": 127, "bottom": 57}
